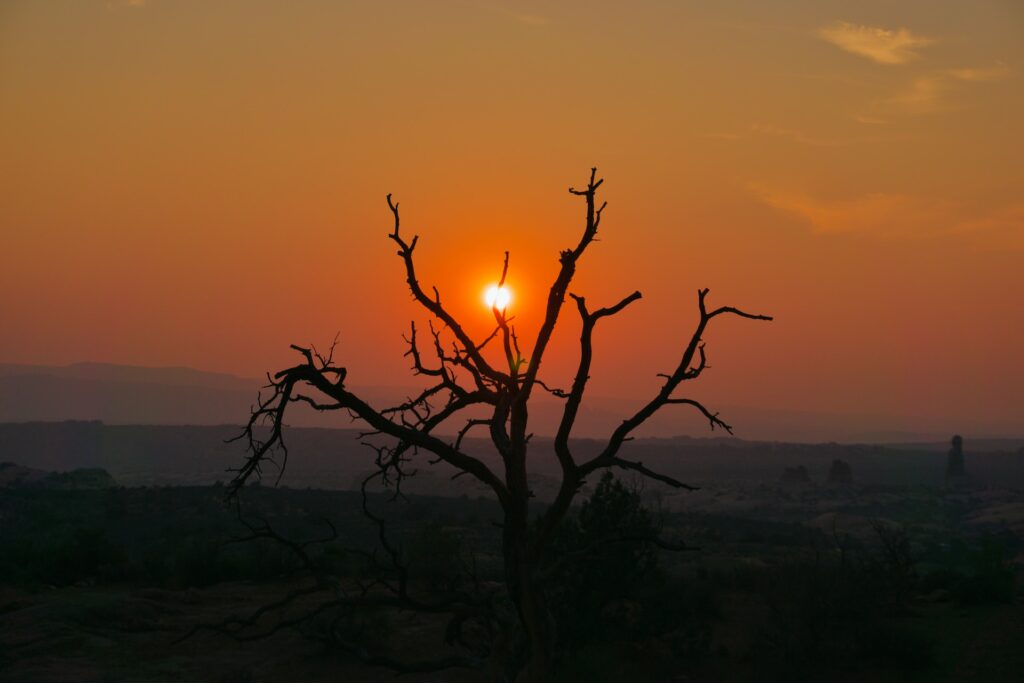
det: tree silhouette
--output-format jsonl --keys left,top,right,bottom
{"left": 227, "top": 168, "right": 771, "bottom": 680}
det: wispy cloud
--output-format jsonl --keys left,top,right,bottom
{"left": 753, "top": 186, "right": 949, "bottom": 237}
{"left": 753, "top": 185, "right": 1024, "bottom": 249}
{"left": 854, "top": 114, "right": 888, "bottom": 125}
{"left": 890, "top": 63, "right": 1010, "bottom": 114}
{"left": 944, "top": 203, "right": 1024, "bottom": 249}
{"left": 818, "top": 21, "right": 934, "bottom": 65}
{"left": 749, "top": 123, "right": 848, "bottom": 147}
{"left": 891, "top": 74, "right": 951, "bottom": 114}
{"left": 947, "top": 62, "right": 1010, "bottom": 82}
{"left": 707, "top": 123, "right": 862, "bottom": 147}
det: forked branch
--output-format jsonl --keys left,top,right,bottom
{"left": 580, "top": 287, "right": 771, "bottom": 477}
{"left": 227, "top": 346, "right": 509, "bottom": 505}
{"left": 387, "top": 195, "right": 511, "bottom": 389}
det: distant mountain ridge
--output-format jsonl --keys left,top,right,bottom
{"left": 0, "top": 366, "right": 259, "bottom": 428}
{"left": 0, "top": 362, "right": 1018, "bottom": 443}
{"left": 0, "top": 461, "right": 116, "bottom": 490}
{"left": 0, "top": 362, "right": 257, "bottom": 390}
{"left": 0, "top": 422, "right": 1021, "bottom": 495}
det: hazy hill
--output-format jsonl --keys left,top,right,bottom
{"left": 2, "top": 421, "right": 1022, "bottom": 495}
{"left": 0, "top": 461, "right": 116, "bottom": 490}
{"left": 2, "top": 362, "right": 1018, "bottom": 443}
{"left": 0, "top": 362, "right": 254, "bottom": 390}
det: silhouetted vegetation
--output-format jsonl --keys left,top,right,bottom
{"left": 2, "top": 472, "right": 1021, "bottom": 681}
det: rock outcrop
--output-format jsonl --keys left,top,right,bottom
{"left": 827, "top": 458, "right": 853, "bottom": 487}
{"left": 945, "top": 434, "right": 968, "bottom": 489}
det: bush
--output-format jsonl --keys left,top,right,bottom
{"left": 920, "top": 534, "right": 1018, "bottom": 605}
{"left": 547, "top": 473, "right": 667, "bottom": 656}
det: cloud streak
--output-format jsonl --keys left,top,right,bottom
{"left": 707, "top": 123, "right": 853, "bottom": 147}
{"left": 891, "top": 63, "right": 1010, "bottom": 114}
{"left": 818, "top": 21, "right": 933, "bottom": 65}
{"left": 753, "top": 185, "right": 1024, "bottom": 249}
{"left": 753, "top": 186, "right": 949, "bottom": 237}
{"left": 945, "top": 203, "right": 1024, "bottom": 250}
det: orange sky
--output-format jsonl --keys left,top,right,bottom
{"left": 1, "top": 1, "right": 1022, "bottom": 436}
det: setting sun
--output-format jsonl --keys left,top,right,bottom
{"left": 484, "top": 284, "right": 511, "bottom": 311}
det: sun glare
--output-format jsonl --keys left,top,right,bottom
{"left": 484, "top": 284, "right": 511, "bottom": 311}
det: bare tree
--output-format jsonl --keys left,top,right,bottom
{"left": 227, "top": 168, "right": 771, "bottom": 680}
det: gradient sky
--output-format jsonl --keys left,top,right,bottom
{"left": 1, "top": 1, "right": 1022, "bottom": 435}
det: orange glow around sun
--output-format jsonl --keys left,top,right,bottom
{"left": 484, "top": 285, "right": 511, "bottom": 311}
{"left": 1, "top": 2, "right": 1022, "bottom": 436}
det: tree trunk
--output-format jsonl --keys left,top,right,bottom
{"left": 499, "top": 433, "right": 554, "bottom": 682}
{"left": 503, "top": 521, "right": 553, "bottom": 682}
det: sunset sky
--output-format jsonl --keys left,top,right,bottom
{"left": 1, "top": 1, "right": 1022, "bottom": 437}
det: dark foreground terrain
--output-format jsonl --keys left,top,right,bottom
{"left": 1, "top": 470, "right": 1022, "bottom": 682}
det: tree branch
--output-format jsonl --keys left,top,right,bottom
{"left": 387, "top": 195, "right": 511, "bottom": 388}
{"left": 578, "top": 287, "right": 771, "bottom": 482}
{"left": 228, "top": 347, "right": 509, "bottom": 506}
{"left": 510, "top": 168, "right": 606, "bottom": 444}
